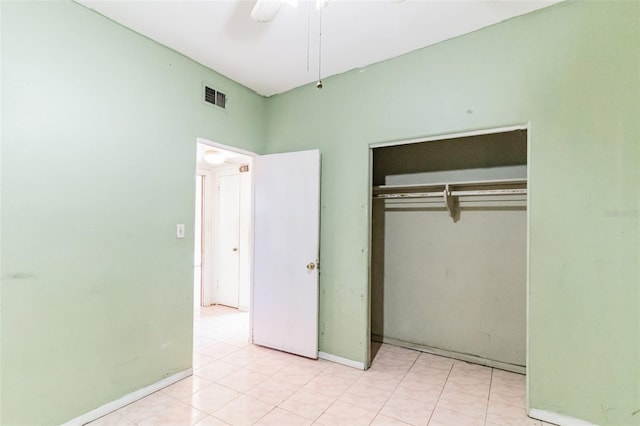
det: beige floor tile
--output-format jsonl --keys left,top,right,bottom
{"left": 376, "top": 346, "right": 419, "bottom": 359}
{"left": 489, "top": 382, "right": 526, "bottom": 408}
{"left": 429, "top": 405, "right": 485, "bottom": 425}
{"left": 301, "top": 371, "right": 356, "bottom": 398}
{"left": 407, "top": 364, "right": 451, "bottom": 383}
{"left": 355, "top": 369, "right": 405, "bottom": 392}
{"left": 221, "top": 334, "right": 251, "bottom": 348}
{"left": 212, "top": 395, "right": 274, "bottom": 425}
{"left": 117, "top": 392, "right": 179, "bottom": 423}
{"left": 161, "top": 375, "right": 213, "bottom": 400}
{"left": 291, "top": 355, "right": 332, "bottom": 370}
{"left": 429, "top": 421, "right": 481, "bottom": 426}
{"left": 87, "top": 411, "right": 136, "bottom": 426}
{"left": 486, "top": 401, "right": 541, "bottom": 426}
{"left": 245, "top": 377, "right": 300, "bottom": 405}
{"left": 323, "top": 363, "right": 366, "bottom": 381}
{"left": 195, "top": 360, "right": 242, "bottom": 382}
{"left": 219, "top": 347, "right": 266, "bottom": 367}
{"left": 278, "top": 387, "right": 336, "bottom": 420}
{"left": 254, "top": 407, "right": 311, "bottom": 426}
{"left": 442, "top": 376, "right": 491, "bottom": 400}
{"left": 368, "top": 362, "right": 413, "bottom": 377}
{"left": 193, "top": 415, "right": 230, "bottom": 425}
{"left": 437, "top": 387, "right": 488, "bottom": 418}
{"left": 371, "top": 414, "right": 413, "bottom": 425}
{"left": 193, "top": 352, "right": 217, "bottom": 369}
{"left": 373, "top": 354, "right": 416, "bottom": 371}
{"left": 315, "top": 400, "right": 378, "bottom": 426}
{"left": 272, "top": 362, "right": 325, "bottom": 386}
{"left": 415, "top": 353, "right": 455, "bottom": 371}
{"left": 393, "top": 373, "right": 445, "bottom": 403}
{"left": 380, "top": 393, "right": 435, "bottom": 426}
{"left": 197, "top": 341, "right": 240, "bottom": 359}
{"left": 339, "top": 380, "right": 394, "bottom": 412}
{"left": 243, "top": 354, "right": 293, "bottom": 375}
{"left": 216, "top": 367, "right": 270, "bottom": 393}
{"left": 137, "top": 401, "right": 208, "bottom": 426}
{"left": 492, "top": 368, "right": 525, "bottom": 384}
{"left": 449, "top": 363, "right": 492, "bottom": 383}
{"left": 187, "top": 383, "right": 240, "bottom": 414}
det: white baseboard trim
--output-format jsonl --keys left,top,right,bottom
{"left": 61, "top": 369, "right": 192, "bottom": 426}
{"left": 529, "top": 408, "right": 598, "bottom": 426}
{"left": 318, "top": 351, "right": 365, "bottom": 370}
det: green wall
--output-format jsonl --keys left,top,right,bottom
{"left": 2, "top": 1, "right": 639, "bottom": 425}
{"left": 0, "top": 1, "right": 265, "bottom": 425}
{"left": 265, "top": 1, "right": 640, "bottom": 425}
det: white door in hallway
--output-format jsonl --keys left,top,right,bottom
{"left": 252, "top": 149, "right": 320, "bottom": 359}
{"left": 217, "top": 173, "right": 240, "bottom": 308}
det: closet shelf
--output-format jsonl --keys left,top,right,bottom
{"left": 372, "top": 178, "right": 527, "bottom": 219}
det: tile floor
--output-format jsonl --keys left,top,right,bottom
{"left": 89, "top": 306, "right": 553, "bottom": 426}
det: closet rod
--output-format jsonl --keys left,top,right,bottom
{"left": 374, "top": 188, "right": 527, "bottom": 199}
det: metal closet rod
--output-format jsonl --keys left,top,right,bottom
{"left": 372, "top": 178, "right": 527, "bottom": 199}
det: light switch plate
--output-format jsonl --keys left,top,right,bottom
{"left": 176, "top": 224, "right": 185, "bottom": 239}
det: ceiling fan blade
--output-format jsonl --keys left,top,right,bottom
{"left": 251, "top": 0, "right": 283, "bottom": 22}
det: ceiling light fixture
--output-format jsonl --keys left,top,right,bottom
{"left": 203, "top": 150, "right": 226, "bottom": 165}
{"left": 251, "top": 0, "right": 339, "bottom": 90}
{"left": 315, "top": 0, "right": 332, "bottom": 10}
{"left": 251, "top": 0, "right": 298, "bottom": 23}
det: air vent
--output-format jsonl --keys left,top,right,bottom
{"left": 204, "top": 84, "right": 227, "bottom": 110}
{"left": 216, "top": 91, "right": 226, "bottom": 109}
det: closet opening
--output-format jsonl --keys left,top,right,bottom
{"left": 369, "top": 126, "right": 528, "bottom": 374}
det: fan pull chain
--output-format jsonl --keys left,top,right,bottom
{"left": 306, "top": 0, "right": 311, "bottom": 72}
{"left": 316, "top": 9, "right": 323, "bottom": 89}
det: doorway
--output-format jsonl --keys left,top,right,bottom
{"left": 195, "top": 140, "right": 253, "bottom": 311}
{"left": 368, "top": 126, "right": 529, "bottom": 373}
{"left": 194, "top": 140, "right": 322, "bottom": 363}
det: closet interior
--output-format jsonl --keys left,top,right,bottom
{"left": 370, "top": 129, "right": 527, "bottom": 373}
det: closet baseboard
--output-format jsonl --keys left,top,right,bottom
{"left": 372, "top": 335, "right": 525, "bottom": 374}
{"left": 60, "top": 369, "right": 192, "bottom": 426}
{"left": 529, "top": 408, "right": 598, "bottom": 426}
{"left": 318, "top": 351, "right": 365, "bottom": 370}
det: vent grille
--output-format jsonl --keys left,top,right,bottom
{"left": 204, "top": 85, "right": 227, "bottom": 109}
{"left": 216, "top": 91, "right": 226, "bottom": 109}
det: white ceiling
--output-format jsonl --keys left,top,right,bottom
{"left": 77, "top": 0, "right": 559, "bottom": 97}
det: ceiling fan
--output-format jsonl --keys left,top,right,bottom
{"left": 251, "top": 0, "right": 333, "bottom": 22}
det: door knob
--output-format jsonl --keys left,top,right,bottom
{"left": 306, "top": 262, "right": 316, "bottom": 270}
{"left": 233, "top": 248, "right": 238, "bottom": 252}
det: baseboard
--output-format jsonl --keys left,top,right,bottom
{"left": 61, "top": 369, "right": 192, "bottom": 426}
{"left": 529, "top": 408, "right": 598, "bottom": 426}
{"left": 318, "top": 351, "right": 365, "bottom": 370}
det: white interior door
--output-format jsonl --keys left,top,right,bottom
{"left": 217, "top": 174, "right": 241, "bottom": 308}
{"left": 252, "top": 149, "right": 320, "bottom": 359}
